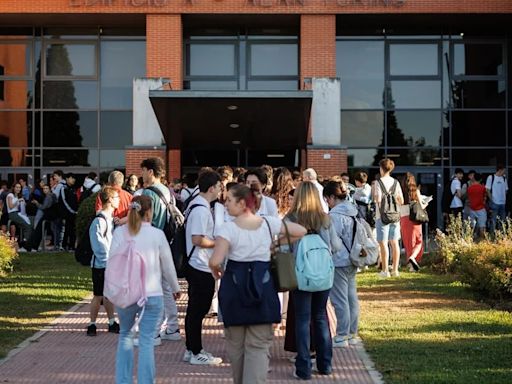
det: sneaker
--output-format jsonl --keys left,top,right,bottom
{"left": 288, "top": 355, "right": 316, "bottom": 363}
{"left": 189, "top": 351, "right": 222, "bottom": 365}
{"left": 160, "top": 329, "right": 181, "bottom": 341}
{"left": 86, "top": 324, "right": 97, "bottom": 336}
{"left": 390, "top": 270, "right": 400, "bottom": 277}
{"left": 183, "top": 350, "right": 193, "bottom": 362}
{"left": 377, "top": 271, "right": 391, "bottom": 279}
{"left": 348, "top": 335, "right": 361, "bottom": 345}
{"left": 293, "top": 372, "right": 310, "bottom": 380}
{"left": 408, "top": 258, "right": 420, "bottom": 271}
{"left": 332, "top": 336, "right": 349, "bottom": 348}
{"left": 134, "top": 335, "right": 161, "bottom": 347}
{"left": 18, "top": 247, "right": 28, "bottom": 253}
{"left": 108, "top": 321, "right": 120, "bottom": 333}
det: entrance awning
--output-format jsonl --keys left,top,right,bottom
{"left": 149, "top": 90, "right": 313, "bottom": 150}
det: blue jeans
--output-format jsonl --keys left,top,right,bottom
{"left": 115, "top": 296, "right": 163, "bottom": 384}
{"left": 293, "top": 289, "right": 332, "bottom": 379}
{"left": 489, "top": 202, "right": 506, "bottom": 233}
{"left": 329, "top": 266, "right": 359, "bottom": 338}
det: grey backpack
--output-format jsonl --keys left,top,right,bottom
{"left": 377, "top": 179, "right": 401, "bottom": 225}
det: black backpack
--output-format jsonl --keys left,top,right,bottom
{"left": 79, "top": 183, "right": 97, "bottom": 205}
{"left": 441, "top": 178, "right": 456, "bottom": 214}
{"left": 171, "top": 204, "right": 202, "bottom": 278}
{"left": 74, "top": 213, "right": 108, "bottom": 266}
{"left": 377, "top": 179, "right": 401, "bottom": 225}
{"left": 180, "top": 188, "right": 199, "bottom": 213}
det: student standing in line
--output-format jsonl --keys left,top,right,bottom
{"left": 87, "top": 186, "right": 120, "bottom": 336}
{"left": 113, "top": 195, "right": 180, "bottom": 384}
{"left": 486, "top": 164, "right": 508, "bottom": 233}
{"left": 183, "top": 170, "right": 224, "bottom": 365}
{"left": 209, "top": 184, "right": 306, "bottom": 383}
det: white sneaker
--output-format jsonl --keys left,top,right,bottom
{"left": 160, "top": 329, "right": 181, "bottom": 341}
{"left": 134, "top": 335, "right": 162, "bottom": 347}
{"left": 378, "top": 271, "right": 391, "bottom": 279}
{"left": 190, "top": 351, "right": 222, "bottom": 365}
{"left": 18, "top": 247, "right": 28, "bottom": 253}
{"left": 348, "top": 335, "right": 361, "bottom": 345}
{"left": 183, "top": 350, "right": 192, "bottom": 362}
{"left": 390, "top": 271, "right": 400, "bottom": 277}
{"left": 333, "top": 336, "right": 349, "bottom": 348}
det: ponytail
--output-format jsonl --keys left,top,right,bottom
{"left": 127, "top": 195, "right": 152, "bottom": 236}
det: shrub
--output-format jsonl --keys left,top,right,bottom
{"left": 0, "top": 232, "right": 18, "bottom": 275}
{"left": 75, "top": 191, "right": 99, "bottom": 244}
{"left": 434, "top": 215, "right": 512, "bottom": 300}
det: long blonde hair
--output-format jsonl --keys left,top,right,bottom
{"left": 127, "top": 195, "right": 152, "bottom": 235}
{"left": 287, "top": 181, "right": 329, "bottom": 232}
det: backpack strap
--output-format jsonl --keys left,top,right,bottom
{"left": 147, "top": 185, "right": 184, "bottom": 225}
{"left": 377, "top": 179, "right": 389, "bottom": 196}
{"left": 91, "top": 213, "right": 109, "bottom": 267}
{"left": 389, "top": 179, "right": 398, "bottom": 195}
{"left": 184, "top": 203, "right": 205, "bottom": 260}
{"left": 340, "top": 216, "right": 357, "bottom": 255}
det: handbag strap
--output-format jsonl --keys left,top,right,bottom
{"left": 263, "top": 217, "right": 293, "bottom": 253}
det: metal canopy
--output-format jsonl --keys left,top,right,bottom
{"left": 149, "top": 90, "right": 313, "bottom": 150}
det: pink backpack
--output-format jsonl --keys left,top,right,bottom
{"left": 104, "top": 229, "right": 147, "bottom": 309}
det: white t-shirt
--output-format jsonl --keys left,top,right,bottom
{"left": 6, "top": 193, "right": 20, "bottom": 214}
{"left": 450, "top": 178, "right": 463, "bottom": 208}
{"left": 186, "top": 195, "right": 215, "bottom": 273}
{"left": 216, "top": 216, "right": 281, "bottom": 263}
{"left": 256, "top": 195, "right": 279, "bottom": 218}
{"left": 180, "top": 186, "right": 198, "bottom": 202}
{"left": 486, "top": 174, "right": 508, "bottom": 205}
{"left": 374, "top": 175, "right": 404, "bottom": 220}
{"left": 312, "top": 181, "right": 329, "bottom": 213}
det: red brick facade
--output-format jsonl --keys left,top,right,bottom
{"left": 307, "top": 148, "right": 348, "bottom": 180}
{"left": 2, "top": 1, "right": 509, "bottom": 179}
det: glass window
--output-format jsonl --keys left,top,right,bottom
{"left": 337, "top": 41, "right": 384, "bottom": 109}
{"left": 43, "top": 81, "right": 97, "bottom": 109}
{"left": 389, "top": 148, "right": 442, "bottom": 166}
{"left": 249, "top": 44, "right": 298, "bottom": 76}
{"left": 0, "top": 148, "right": 33, "bottom": 167}
{"left": 450, "top": 111, "right": 505, "bottom": 147}
{"left": 389, "top": 44, "right": 438, "bottom": 76}
{"left": 453, "top": 43, "right": 503, "bottom": 76}
{"left": 0, "top": 43, "right": 31, "bottom": 76}
{"left": 43, "top": 111, "right": 97, "bottom": 147}
{"left": 184, "top": 80, "right": 238, "bottom": 90}
{"left": 451, "top": 80, "right": 506, "bottom": 109}
{"left": 247, "top": 80, "right": 298, "bottom": 90}
{"left": 388, "top": 81, "right": 441, "bottom": 109}
{"left": 100, "top": 111, "right": 132, "bottom": 148}
{"left": 0, "top": 80, "right": 33, "bottom": 109}
{"left": 100, "top": 150, "right": 125, "bottom": 168}
{"left": 340, "top": 111, "right": 384, "bottom": 147}
{"left": 452, "top": 148, "right": 505, "bottom": 166}
{"left": 100, "top": 41, "right": 146, "bottom": 109}
{"left": 45, "top": 43, "right": 96, "bottom": 77}
{"left": 0, "top": 111, "right": 33, "bottom": 147}
{"left": 347, "top": 148, "right": 382, "bottom": 167}
{"left": 43, "top": 148, "right": 98, "bottom": 167}
{"left": 387, "top": 111, "right": 442, "bottom": 147}
{"left": 188, "top": 44, "right": 236, "bottom": 76}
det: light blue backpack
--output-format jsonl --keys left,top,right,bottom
{"left": 295, "top": 233, "right": 334, "bottom": 292}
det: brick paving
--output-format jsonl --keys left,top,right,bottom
{"left": 0, "top": 284, "right": 380, "bottom": 384}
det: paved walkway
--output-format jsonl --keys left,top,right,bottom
{"left": 0, "top": 283, "right": 381, "bottom": 384}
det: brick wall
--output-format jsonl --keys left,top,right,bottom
{"left": 306, "top": 148, "right": 347, "bottom": 179}
{"left": 125, "top": 148, "right": 166, "bottom": 178}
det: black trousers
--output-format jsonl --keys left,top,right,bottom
{"left": 185, "top": 265, "right": 215, "bottom": 355}
{"left": 63, "top": 213, "right": 76, "bottom": 249}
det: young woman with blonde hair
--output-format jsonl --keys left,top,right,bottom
{"left": 111, "top": 195, "right": 180, "bottom": 384}
{"left": 285, "top": 181, "right": 341, "bottom": 380}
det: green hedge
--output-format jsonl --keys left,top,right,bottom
{"left": 0, "top": 233, "right": 18, "bottom": 275}
{"left": 435, "top": 216, "right": 512, "bottom": 300}
{"left": 75, "top": 191, "right": 99, "bottom": 244}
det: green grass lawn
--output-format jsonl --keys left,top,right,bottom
{"left": 358, "top": 270, "right": 512, "bottom": 384}
{"left": 0, "top": 252, "right": 91, "bottom": 358}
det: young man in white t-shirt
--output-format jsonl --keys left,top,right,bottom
{"left": 450, "top": 168, "right": 464, "bottom": 218}
{"left": 373, "top": 158, "right": 404, "bottom": 278}
{"left": 184, "top": 170, "right": 223, "bottom": 365}
{"left": 486, "top": 164, "right": 509, "bottom": 233}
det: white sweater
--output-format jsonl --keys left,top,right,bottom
{"left": 110, "top": 223, "right": 180, "bottom": 297}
